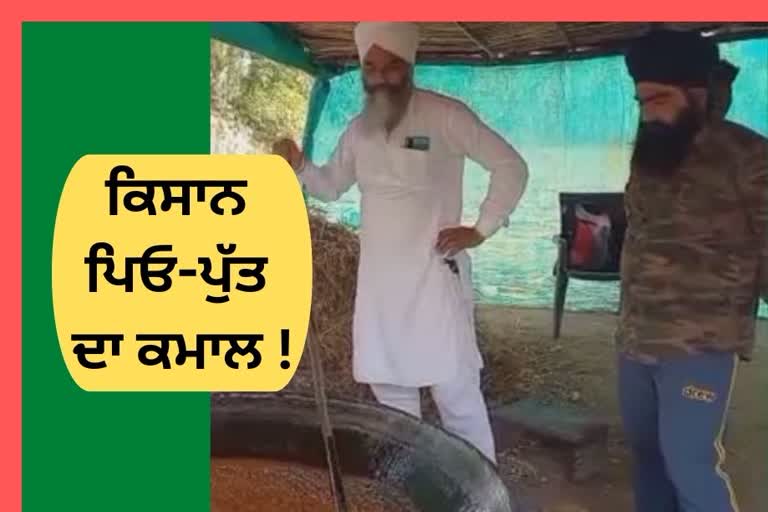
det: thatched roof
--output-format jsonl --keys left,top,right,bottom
{"left": 279, "top": 22, "right": 768, "bottom": 67}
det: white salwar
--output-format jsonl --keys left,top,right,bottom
{"left": 299, "top": 88, "right": 528, "bottom": 461}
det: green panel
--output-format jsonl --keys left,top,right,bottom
{"left": 22, "top": 22, "right": 211, "bottom": 511}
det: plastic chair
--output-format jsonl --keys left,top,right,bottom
{"left": 552, "top": 192, "right": 626, "bottom": 339}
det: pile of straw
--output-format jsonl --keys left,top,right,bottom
{"left": 282, "top": 210, "right": 372, "bottom": 401}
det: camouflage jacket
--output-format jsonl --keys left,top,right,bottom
{"left": 617, "top": 120, "right": 768, "bottom": 360}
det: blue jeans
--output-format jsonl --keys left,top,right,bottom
{"left": 618, "top": 352, "right": 740, "bottom": 512}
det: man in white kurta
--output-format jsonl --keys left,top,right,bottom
{"left": 274, "top": 22, "right": 528, "bottom": 464}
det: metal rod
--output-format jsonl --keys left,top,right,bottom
{"left": 455, "top": 22, "right": 495, "bottom": 60}
{"left": 307, "top": 316, "right": 349, "bottom": 512}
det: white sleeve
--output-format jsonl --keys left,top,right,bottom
{"left": 443, "top": 102, "right": 529, "bottom": 239}
{"left": 298, "top": 125, "right": 357, "bottom": 202}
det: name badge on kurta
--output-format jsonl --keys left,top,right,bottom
{"left": 404, "top": 136, "right": 430, "bottom": 151}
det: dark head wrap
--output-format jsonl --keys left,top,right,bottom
{"left": 711, "top": 59, "right": 740, "bottom": 85}
{"left": 625, "top": 29, "right": 719, "bottom": 87}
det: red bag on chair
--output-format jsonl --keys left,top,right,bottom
{"left": 569, "top": 205, "right": 611, "bottom": 270}
{"left": 570, "top": 219, "right": 594, "bottom": 268}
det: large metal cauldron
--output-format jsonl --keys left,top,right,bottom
{"left": 212, "top": 393, "right": 527, "bottom": 512}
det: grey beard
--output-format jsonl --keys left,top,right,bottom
{"left": 361, "top": 90, "right": 405, "bottom": 134}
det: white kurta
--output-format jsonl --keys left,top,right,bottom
{"left": 300, "top": 89, "right": 528, "bottom": 387}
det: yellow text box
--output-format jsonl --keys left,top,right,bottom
{"left": 52, "top": 155, "right": 312, "bottom": 391}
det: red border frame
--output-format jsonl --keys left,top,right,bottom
{"left": 4, "top": 3, "right": 768, "bottom": 511}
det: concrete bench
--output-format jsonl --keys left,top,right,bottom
{"left": 490, "top": 398, "right": 610, "bottom": 482}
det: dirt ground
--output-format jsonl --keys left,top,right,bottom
{"left": 476, "top": 305, "right": 767, "bottom": 512}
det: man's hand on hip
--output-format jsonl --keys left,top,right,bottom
{"left": 436, "top": 227, "right": 485, "bottom": 257}
{"left": 272, "top": 138, "right": 305, "bottom": 172}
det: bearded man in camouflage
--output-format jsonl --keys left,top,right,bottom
{"left": 618, "top": 29, "right": 767, "bottom": 512}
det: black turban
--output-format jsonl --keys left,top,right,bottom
{"left": 625, "top": 29, "right": 719, "bottom": 87}
{"left": 712, "top": 59, "right": 740, "bottom": 84}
